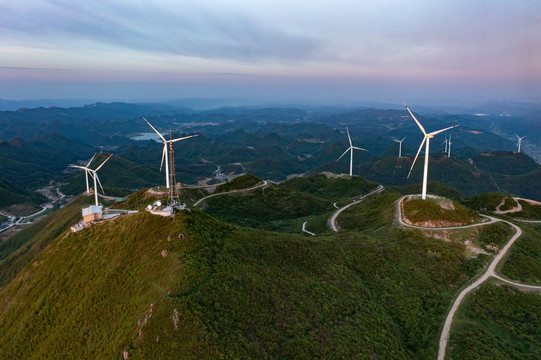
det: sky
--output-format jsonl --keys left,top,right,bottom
{"left": 0, "top": 0, "right": 540, "bottom": 104}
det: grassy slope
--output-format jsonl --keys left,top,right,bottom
{"left": 463, "top": 192, "right": 507, "bottom": 212}
{"left": 500, "top": 224, "right": 541, "bottom": 284}
{"left": 449, "top": 282, "right": 541, "bottom": 359}
{"left": 280, "top": 173, "right": 378, "bottom": 200}
{"left": 214, "top": 174, "right": 261, "bottom": 193}
{"left": 0, "top": 194, "right": 94, "bottom": 288}
{"left": 402, "top": 198, "right": 478, "bottom": 225}
{"left": 0, "top": 196, "right": 492, "bottom": 359}
{"left": 0, "top": 178, "right": 47, "bottom": 208}
{"left": 511, "top": 200, "right": 541, "bottom": 220}
{"left": 201, "top": 184, "right": 334, "bottom": 232}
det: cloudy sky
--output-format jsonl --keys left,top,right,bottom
{"left": 1, "top": 0, "right": 540, "bottom": 103}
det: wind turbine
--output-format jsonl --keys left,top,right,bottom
{"left": 83, "top": 153, "right": 97, "bottom": 193}
{"left": 70, "top": 154, "right": 113, "bottom": 206}
{"left": 337, "top": 127, "right": 368, "bottom": 176}
{"left": 447, "top": 134, "right": 452, "bottom": 157}
{"left": 441, "top": 136, "right": 448, "bottom": 153}
{"left": 143, "top": 117, "right": 199, "bottom": 189}
{"left": 394, "top": 136, "right": 407, "bottom": 158}
{"left": 403, "top": 102, "right": 459, "bottom": 200}
{"left": 515, "top": 133, "right": 526, "bottom": 153}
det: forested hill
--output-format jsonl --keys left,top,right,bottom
{"left": 0, "top": 194, "right": 487, "bottom": 359}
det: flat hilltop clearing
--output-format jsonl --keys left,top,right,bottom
{"left": 402, "top": 195, "right": 480, "bottom": 227}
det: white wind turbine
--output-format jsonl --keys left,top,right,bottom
{"left": 143, "top": 117, "right": 199, "bottom": 189}
{"left": 515, "top": 133, "right": 526, "bottom": 153}
{"left": 403, "top": 102, "right": 459, "bottom": 200}
{"left": 337, "top": 127, "right": 367, "bottom": 176}
{"left": 441, "top": 136, "right": 448, "bottom": 153}
{"left": 70, "top": 154, "right": 113, "bottom": 206}
{"left": 394, "top": 136, "right": 407, "bottom": 158}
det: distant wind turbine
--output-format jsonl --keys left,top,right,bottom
{"left": 70, "top": 154, "right": 113, "bottom": 206}
{"left": 441, "top": 136, "right": 448, "bottom": 153}
{"left": 143, "top": 117, "right": 199, "bottom": 189}
{"left": 394, "top": 136, "right": 406, "bottom": 158}
{"left": 337, "top": 127, "right": 368, "bottom": 176}
{"left": 515, "top": 133, "right": 526, "bottom": 153}
{"left": 403, "top": 102, "right": 459, "bottom": 200}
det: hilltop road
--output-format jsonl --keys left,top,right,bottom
{"left": 329, "top": 185, "right": 384, "bottom": 232}
{"left": 394, "top": 196, "right": 541, "bottom": 359}
{"left": 193, "top": 180, "right": 268, "bottom": 207}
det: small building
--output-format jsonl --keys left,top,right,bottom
{"left": 82, "top": 205, "right": 103, "bottom": 225}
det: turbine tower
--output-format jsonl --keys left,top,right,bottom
{"left": 337, "top": 127, "right": 368, "bottom": 176}
{"left": 143, "top": 117, "right": 198, "bottom": 189}
{"left": 394, "top": 136, "right": 406, "bottom": 158}
{"left": 447, "top": 134, "right": 452, "bottom": 157}
{"left": 70, "top": 154, "right": 113, "bottom": 206}
{"left": 515, "top": 133, "right": 526, "bottom": 153}
{"left": 403, "top": 102, "right": 459, "bottom": 200}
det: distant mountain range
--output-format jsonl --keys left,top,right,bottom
{"left": 1, "top": 101, "right": 540, "bottom": 210}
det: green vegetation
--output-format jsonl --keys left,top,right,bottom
{"left": 214, "top": 174, "right": 262, "bottom": 193}
{"left": 449, "top": 282, "right": 541, "bottom": 359}
{"left": 202, "top": 184, "right": 333, "bottom": 232}
{"left": 511, "top": 200, "right": 541, "bottom": 220}
{"left": 281, "top": 173, "right": 378, "bottom": 200}
{"left": 0, "top": 198, "right": 492, "bottom": 359}
{"left": 500, "top": 224, "right": 541, "bottom": 284}
{"left": 337, "top": 192, "right": 400, "bottom": 233}
{"left": 463, "top": 192, "right": 507, "bottom": 212}
{"left": 475, "top": 222, "right": 514, "bottom": 251}
{"left": 403, "top": 197, "right": 478, "bottom": 225}
{"left": 472, "top": 151, "right": 540, "bottom": 176}
{"left": 0, "top": 178, "right": 47, "bottom": 208}
{"left": 109, "top": 189, "right": 163, "bottom": 210}
{"left": 499, "top": 196, "right": 518, "bottom": 211}
{"left": 0, "top": 194, "right": 93, "bottom": 288}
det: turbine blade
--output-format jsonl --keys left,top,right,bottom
{"left": 346, "top": 127, "right": 352, "bottom": 146}
{"left": 160, "top": 145, "right": 166, "bottom": 172}
{"left": 86, "top": 153, "right": 97, "bottom": 167}
{"left": 515, "top": 133, "right": 520, "bottom": 139}
{"left": 401, "top": 136, "right": 407, "bottom": 142}
{"left": 352, "top": 146, "right": 368, "bottom": 151}
{"left": 70, "top": 165, "right": 88, "bottom": 170}
{"left": 407, "top": 137, "right": 427, "bottom": 179}
{"left": 403, "top": 101, "right": 427, "bottom": 135}
{"left": 143, "top": 117, "right": 166, "bottom": 142}
{"left": 337, "top": 148, "right": 350, "bottom": 161}
{"left": 170, "top": 133, "right": 199, "bottom": 143}
{"left": 95, "top": 173, "right": 105, "bottom": 195}
{"left": 95, "top": 154, "right": 113, "bottom": 171}
{"left": 428, "top": 124, "right": 459, "bottom": 137}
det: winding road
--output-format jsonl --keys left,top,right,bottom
{"left": 329, "top": 185, "right": 384, "bottom": 232}
{"left": 0, "top": 187, "right": 66, "bottom": 234}
{"left": 193, "top": 180, "right": 268, "bottom": 207}
{"left": 392, "top": 196, "right": 541, "bottom": 360}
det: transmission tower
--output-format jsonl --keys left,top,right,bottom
{"left": 168, "top": 130, "right": 180, "bottom": 205}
